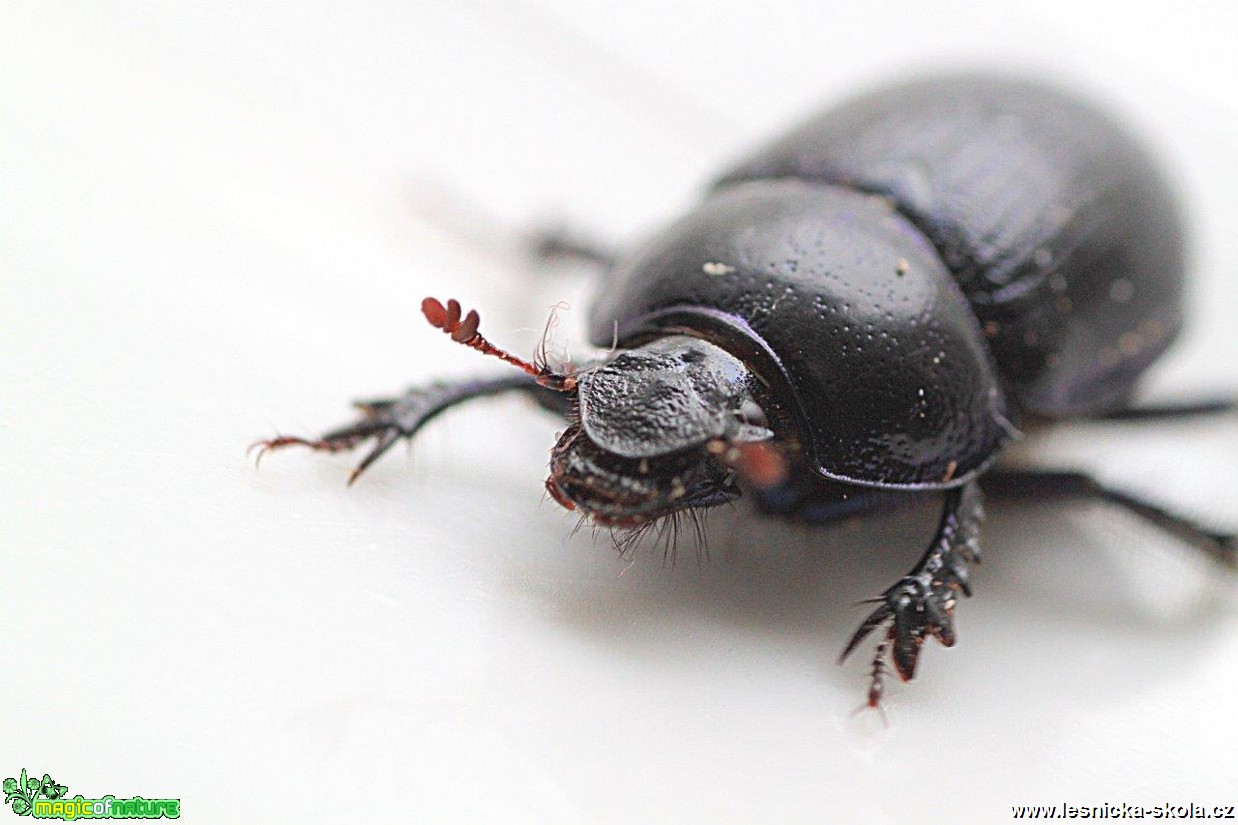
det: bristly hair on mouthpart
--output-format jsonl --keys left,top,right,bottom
{"left": 601, "top": 507, "right": 713, "bottom": 570}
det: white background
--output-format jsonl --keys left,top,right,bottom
{"left": 4, "top": 2, "right": 1237, "bottom": 822}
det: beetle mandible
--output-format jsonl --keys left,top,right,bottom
{"left": 256, "top": 74, "right": 1236, "bottom": 707}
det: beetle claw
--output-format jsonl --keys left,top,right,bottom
{"left": 840, "top": 481, "right": 985, "bottom": 706}
{"left": 248, "top": 432, "right": 370, "bottom": 469}
{"left": 839, "top": 603, "right": 892, "bottom": 664}
{"left": 252, "top": 394, "right": 431, "bottom": 484}
{"left": 252, "top": 375, "right": 544, "bottom": 484}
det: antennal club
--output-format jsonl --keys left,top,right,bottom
{"left": 421, "top": 297, "right": 576, "bottom": 391}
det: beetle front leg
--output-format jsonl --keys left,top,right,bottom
{"left": 253, "top": 374, "right": 563, "bottom": 484}
{"left": 840, "top": 480, "right": 985, "bottom": 698}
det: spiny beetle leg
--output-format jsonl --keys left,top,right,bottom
{"left": 252, "top": 375, "right": 544, "bottom": 485}
{"left": 1096, "top": 397, "right": 1237, "bottom": 422}
{"left": 841, "top": 480, "right": 984, "bottom": 699}
{"left": 982, "top": 468, "right": 1235, "bottom": 569}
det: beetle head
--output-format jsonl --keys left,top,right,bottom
{"left": 417, "top": 300, "right": 785, "bottom": 528}
{"left": 546, "top": 336, "right": 779, "bottom": 526}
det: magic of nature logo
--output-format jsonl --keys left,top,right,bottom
{"left": 3, "top": 769, "right": 179, "bottom": 820}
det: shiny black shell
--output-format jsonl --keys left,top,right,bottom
{"left": 587, "top": 75, "right": 1186, "bottom": 490}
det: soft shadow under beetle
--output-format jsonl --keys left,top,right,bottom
{"left": 256, "top": 74, "right": 1236, "bottom": 708}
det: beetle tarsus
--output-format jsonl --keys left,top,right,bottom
{"left": 841, "top": 481, "right": 984, "bottom": 686}
{"left": 252, "top": 375, "right": 547, "bottom": 484}
{"left": 850, "top": 639, "right": 891, "bottom": 725}
{"left": 248, "top": 432, "right": 369, "bottom": 469}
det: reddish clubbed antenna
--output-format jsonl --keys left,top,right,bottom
{"left": 421, "top": 297, "right": 576, "bottom": 391}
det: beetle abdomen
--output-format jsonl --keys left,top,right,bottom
{"left": 717, "top": 74, "right": 1186, "bottom": 415}
{"left": 588, "top": 181, "right": 1016, "bottom": 489}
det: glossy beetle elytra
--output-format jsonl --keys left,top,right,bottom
{"left": 256, "top": 74, "right": 1235, "bottom": 707}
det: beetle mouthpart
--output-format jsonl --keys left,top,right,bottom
{"left": 548, "top": 423, "right": 737, "bottom": 523}
{"left": 421, "top": 296, "right": 577, "bottom": 391}
{"left": 544, "top": 475, "right": 576, "bottom": 511}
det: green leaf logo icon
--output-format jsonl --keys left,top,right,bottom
{"left": 3, "top": 768, "right": 68, "bottom": 817}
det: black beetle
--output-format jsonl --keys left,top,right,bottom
{"left": 257, "top": 74, "right": 1235, "bottom": 708}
